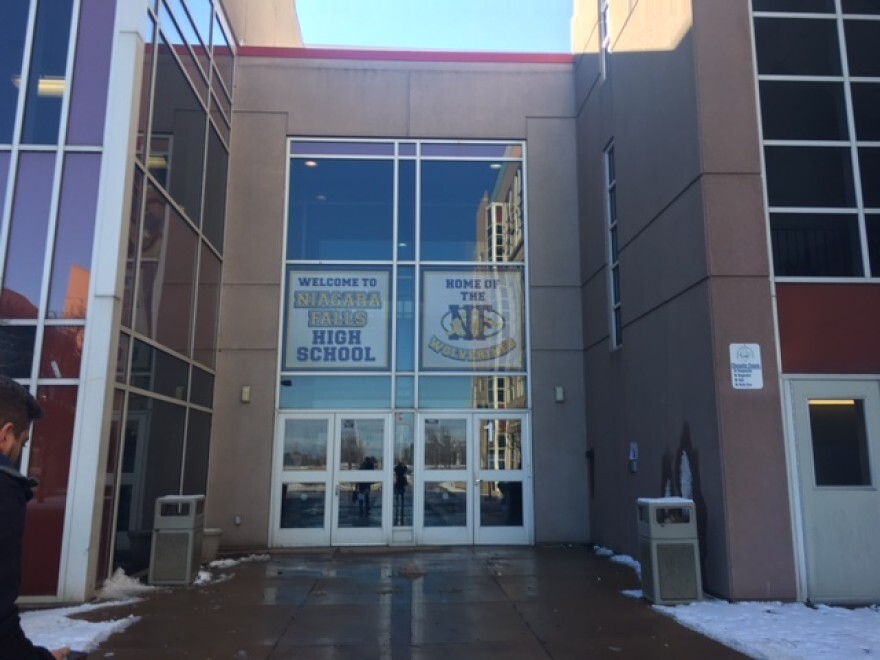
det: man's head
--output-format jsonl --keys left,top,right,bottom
{"left": 0, "top": 376, "right": 43, "bottom": 464}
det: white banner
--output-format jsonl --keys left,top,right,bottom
{"left": 421, "top": 270, "right": 524, "bottom": 371}
{"left": 285, "top": 270, "right": 390, "bottom": 370}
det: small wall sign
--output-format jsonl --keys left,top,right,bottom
{"left": 729, "top": 343, "right": 763, "bottom": 390}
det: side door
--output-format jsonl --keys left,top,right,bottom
{"left": 790, "top": 380, "right": 880, "bottom": 603}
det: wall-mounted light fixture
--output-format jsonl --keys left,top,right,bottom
{"left": 240, "top": 385, "right": 252, "bottom": 403}
{"left": 554, "top": 386, "right": 565, "bottom": 403}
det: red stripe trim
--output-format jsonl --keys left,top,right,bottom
{"left": 238, "top": 46, "right": 574, "bottom": 64}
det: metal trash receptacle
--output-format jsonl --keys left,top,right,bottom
{"left": 149, "top": 495, "right": 205, "bottom": 585}
{"left": 637, "top": 497, "right": 702, "bottom": 605}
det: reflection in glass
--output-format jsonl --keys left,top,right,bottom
{"left": 203, "top": 126, "right": 227, "bottom": 249}
{"left": 764, "top": 147, "right": 855, "bottom": 208}
{"left": 759, "top": 81, "right": 848, "bottom": 141}
{"left": 754, "top": 18, "right": 841, "bottom": 76}
{"left": 858, "top": 148, "right": 880, "bottom": 208}
{"left": 136, "top": 16, "right": 155, "bottom": 161}
{"left": 281, "top": 483, "right": 325, "bottom": 528}
{"left": 867, "top": 215, "right": 880, "bottom": 277}
{"left": 424, "top": 418, "right": 467, "bottom": 469}
{"left": 47, "top": 154, "right": 101, "bottom": 319}
{"left": 479, "top": 419, "right": 523, "bottom": 470}
{"left": 419, "top": 376, "right": 528, "bottom": 409}
{"left": 339, "top": 418, "right": 384, "bottom": 470}
{"left": 182, "top": 410, "right": 211, "bottom": 494}
{"left": 809, "top": 399, "right": 871, "bottom": 486}
{"left": 338, "top": 482, "right": 382, "bottom": 528}
{"left": 212, "top": 15, "right": 233, "bottom": 93}
{"left": 479, "top": 481, "right": 523, "bottom": 527}
{"left": 0, "top": 153, "right": 55, "bottom": 318}
{"left": 0, "top": 2, "right": 29, "bottom": 143}
{"left": 420, "top": 161, "right": 524, "bottom": 262}
{"left": 279, "top": 376, "right": 392, "bottom": 409}
{"left": 753, "top": 0, "right": 834, "bottom": 11}
{"left": 845, "top": 20, "right": 880, "bottom": 77}
{"left": 116, "top": 332, "right": 130, "bottom": 383}
{"left": 129, "top": 339, "right": 189, "bottom": 400}
{"left": 394, "top": 413, "right": 414, "bottom": 526}
{"left": 158, "top": 3, "right": 207, "bottom": 100}
{"left": 194, "top": 244, "right": 221, "bottom": 367}
{"left": 424, "top": 482, "right": 466, "bottom": 527}
{"left": 852, "top": 83, "right": 880, "bottom": 141}
{"left": 39, "top": 327, "right": 84, "bottom": 378}
{"left": 283, "top": 419, "right": 328, "bottom": 469}
{"left": 190, "top": 367, "right": 214, "bottom": 407}
{"left": 21, "top": 0, "right": 74, "bottom": 145}
{"left": 396, "top": 267, "right": 415, "bottom": 370}
{"left": 398, "top": 160, "right": 415, "bottom": 260}
{"left": 395, "top": 376, "right": 414, "bottom": 408}
{"left": 0, "top": 326, "right": 36, "bottom": 377}
{"left": 67, "top": 0, "right": 114, "bottom": 145}
{"left": 288, "top": 159, "right": 394, "bottom": 260}
{"left": 122, "top": 169, "right": 144, "bottom": 329}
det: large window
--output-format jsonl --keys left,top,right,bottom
{"left": 754, "top": 3, "right": 880, "bottom": 279}
{"left": 283, "top": 140, "right": 528, "bottom": 411}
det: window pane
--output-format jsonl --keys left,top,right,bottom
{"left": 0, "top": 325, "right": 35, "bottom": 377}
{"left": 851, "top": 84, "right": 880, "bottom": 141}
{"left": 754, "top": 18, "right": 841, "bottom": 76}
{"left": 842, "top": 0, "right": 880, "bottom": 13}
{"left": 130, "top": 339, "right": 189, "bottom": 400}
{"left": 338, "top": 482, "right": 382, "bottom": 527}
{"left": 753, "top": 0, "right": 835, "bottom": 10}
{"left": 0, "top": 2, "right": 30, "bottom": 143}
{"left": 136, "top": 17, "right": 155, "bottom": 162}
{"left": 858, "top": 148, "right": 880, "bottom": 208}
{"left": 770, "top": 213, "right": 863, "bottom": 276}
{"left": 424, "top": 418, "right": 467, "bottom": 469}
{"left": 290, "top": 141, "right": 394, "bottom": 157}
{"left": 21, "top": 0, "right": 74, "bottom": 145}
{"left": 212, "top": 15, "right": 233, "bottom": 94}
{"left": 809, "top": 399, "right": 871, "bottom": 486}
{"left": 193, "top": 243, "right": 220, "bottom": 368}
{"left": 158, "top": 3, "right": 206, "bottom": 101}
{"left": 421, "top": 143, "right": 522, "bottom": 158}
{"left": 116, "top": 332, "right": 129, "bottom": 383}
{"left": 167, "top": 0, "right": 207, "bottom": 78}
{"left": 393, "top": 413, "right": 414, "bottom": 527}
{"left": 339, "top": 418, "right": 384, "bottom": 470}
{"left": 152, "top": 33, "right": 207, "bottom": 224}
{"left": 182, "top": 409, "right": 211, "bottom": 494}
{"left": 279, "top": 376, "right": 392, "bottom": 409}
{"left": 424, "top": 482, "right": 467, "bottom": 527}
{"left": 283, "top": 418, "right": 328, "bottom": 469}
{"left": 480, "top": 481, "right": 523, "bottom": 527}
{"left": 47, "top": 153, "right": 100, "bottom": 319}
{"left": 419, "top": 376, "right": 528, "bottom": 409}
{"left": 395, "top": 376, "right": 414, "bottom": 407}
{"left": 190, "top": 366, "right": 214, "bottom": 407}
{"left": 759, "top": 82, "right": 848, "bottom": 141}
{"left": 764, "top": 147, "right": 855, "bottom": 208}
{"left": 845, "top": 20, "right": 880, "bottom": 77}
{"left": 396, "top": 267, "right": 415, "bottom": 371}
{"left": 420, "top": 161, "right": 524, "bottom": 262}
{"left": 0, "top": 152, "right": 55, "bottom": 318}
{"left": 287, "top": 159, "right": 393, "bottom": 260}
{"left": 67, "top": 0, "right": 115, "bottom": 145}
{"left": 202, "top": 125, "right": 227, "bottom": 250}
{"left": 867, "top": 214, "right": 880, "bottom": 276}
{"left": 281, "top": 484, "right": 325, "bottom": 528}
{"left": 136, "top": 184, "right": 197, "bottom": 354}
{"left": 397, "top": 160, "right": 415, "bottom": 260}
{"left": 39, "top": 326, "right": 83, "bottom": 378}
{"left": 479, "top": 418, "right": 523, "bottom": 470}
{"left": 121, "top": 169, "right": 144, "bottom": 328}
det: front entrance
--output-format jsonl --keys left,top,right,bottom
{"left": 789, "top": 380, "right": 880, "bottom": 603}
{"left": 271, "top": 412, "right": 531, "bottom": 546}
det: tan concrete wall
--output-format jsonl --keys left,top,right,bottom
{"left": 208, "top": 53, "right": 588, "bottom": 546}
{"left": 574, "top": 0, "right": 796, "bottom": 600}
{"left": 220, "top": 0, "right": 303, "bottom": 47}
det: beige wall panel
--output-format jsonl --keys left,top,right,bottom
{"left": 206, "top": 348, "right": 278, "bottom": 546}
{"left": 692, "top": 0, "right": 762, "bottom": 175}
{"left": 581, "top": 274, "right": 610, "bottom": 349}
{"left": 219, "top": 0, "right": 303, "bottom": 47}
{"left": 531, "top": 350, "right": 590, "bottom": 542}
{"left": 525, "top": 117, "right": 580, "bottom": 287}
{"left": 225, "top": 111, "right": 287, "bottom": 285}
{"left": 530, "top": 287, "right": 584, "bottom": 351}
{"left": 703, "top": 174, "right": 770, "bottom": 277}
{"left": 408, "top": 68, "right": 573, "bottom": 138}
{"left": 218, "top": 284, "right": 281, "bottom": 350}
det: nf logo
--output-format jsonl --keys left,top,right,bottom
{"left": 441, "top": 305, "right": 504, "bottom": 341}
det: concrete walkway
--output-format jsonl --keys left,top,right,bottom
{"left": 81, "top": 546, "right": 747, "bottom": 659}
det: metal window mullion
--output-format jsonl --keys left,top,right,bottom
{"left": 835, "top": 2, "right": 872, "bottom": 276}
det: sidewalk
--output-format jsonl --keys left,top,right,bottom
{"left": 78, "top": 545, "right": 747, "bottom": 659}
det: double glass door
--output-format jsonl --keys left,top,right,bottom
{"left": 272, "top": 412, "right": 531, "bottom": 546}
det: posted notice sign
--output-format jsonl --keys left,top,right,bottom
{"left": 421, "top": 270, "right": 524, "bottom": 371}
{"left": 285, "top": 271, "right": 390, "bottom": 370}
{"left": 729, "top": 343, "right": 763, "bottom": 390}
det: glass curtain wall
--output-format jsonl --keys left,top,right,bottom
{"left": 101, "top": 0, "right": 234, "bottom": 578}
{"left": 0, "top": 0, "right": 113, "bottom": 596}
{"left": 282, "top": 140, "right": 528, "bottom": 413}
{"left": 753, "top": 0, "right": 880, "bottom": 279}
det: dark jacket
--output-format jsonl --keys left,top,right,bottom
{"left": 0, "top": 454, "right": 54, "bottom": 660}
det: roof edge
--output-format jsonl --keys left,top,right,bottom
{"left": 238, "top": 46, "right": 575, "bottom": 64}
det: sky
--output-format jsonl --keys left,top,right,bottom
{"left": 23, "top": 552, "right": 880, "bottom": 658}
{"left": 295, "top": 0, "right": 574, "bottom": 53}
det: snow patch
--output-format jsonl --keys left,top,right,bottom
{"left": 21, "top": 601, "right": 140, "bottom": 653}
{"left": 208, "top": 553, "right": 271, "bottom": 570}
{"left": 96, "top": 568, "right": 158, "bottom": 601}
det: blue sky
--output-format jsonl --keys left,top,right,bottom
{"left": 295, "top": 0, "right": 573, "bottom": 53}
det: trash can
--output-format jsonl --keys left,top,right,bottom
{"left": 149, "top": 495, "right": 205, "bottom": 585}
{"left": 637, "top": 497, "right": 702, "bottom": 605}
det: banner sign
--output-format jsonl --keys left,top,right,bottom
{"left": 285, "top": 270, "right": 390, "bottom": 370}
{"left": 421, "top": 270, "right": 524, "bottom": 371}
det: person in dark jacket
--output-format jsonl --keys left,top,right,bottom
{"left": 0, "top": 376, "right": 70, "bottom": 660}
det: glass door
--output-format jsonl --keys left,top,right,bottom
{"left": 417, "top": 415, "right": 472, "bottom": 544}
{"left": 273, "top": 415, "right": 333, "bottom": 546}
{"left": 474, "top": 414, "right": 531, "bottom": 544}
{"left": 330, "top": 414, "right": 391, "bottom": 545}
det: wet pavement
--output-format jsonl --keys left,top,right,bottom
{"left": 82, "top": 546, "right": 748, "bottom": 659}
